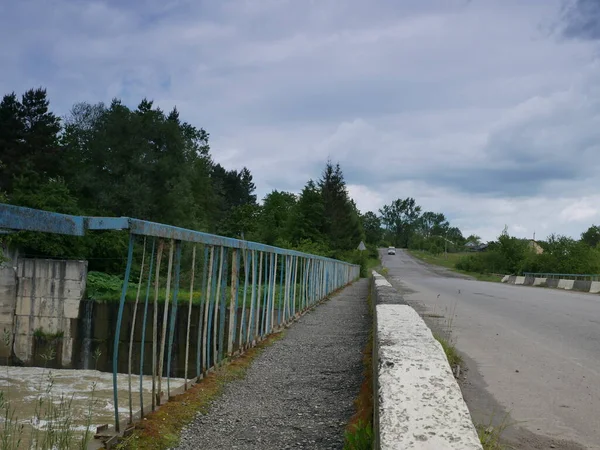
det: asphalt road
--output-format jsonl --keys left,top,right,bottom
{"left": 382, "top": 250, "right": 600, "bottom": 450}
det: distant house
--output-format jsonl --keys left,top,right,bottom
{"left": 465, "top": 241, "right": 478, "bottom": 251}
{"left": 528, "top": 240, "right": 543, "bottom": 254}
{"left": 465, "top": 241, "right": 488, "bottom": 252}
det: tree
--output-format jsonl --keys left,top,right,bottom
{"left": 319, "top": 161, "right": 363, "bottom": 251}
{"left": 258, "top": 190, "right": 297, "bottom": 245}
{"left": 0, "top": 88, "right": 61, "bottom": 193}
{"left": 362, "top": 211, "right": 382, "bottom": 245}
{"left": 581, "top": 225, "right": 600, "bottom": 248}
{"left": 379, "top": 197, "right": 422, "bottom": 248}
{"left": 62, "top": 98, "right": 214, "bottom": 229}
{"left": 465, "top": 234, "right": 482, "bottom": 245}
{"left": 287, "top": 180, "right": 326, "bottom": 246}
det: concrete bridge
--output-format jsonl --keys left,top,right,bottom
{"left": 1, "top": 204, "right": 481, "bottom": 449}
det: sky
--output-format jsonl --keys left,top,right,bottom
{"left": 1, "top": 0, "right": 599, "bottom": 241}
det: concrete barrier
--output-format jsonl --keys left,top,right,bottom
{"left": 557, "top": 279, "right": 574, "bottom": 290}
{"left": 502, "top": 276, "right": 600, "bottom": 295}
{"left": 371, "top": 271, "right": 482, "bottom": 450}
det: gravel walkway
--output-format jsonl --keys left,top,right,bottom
{"left": 174, "top": 279, "right": 370, "bottom": 450}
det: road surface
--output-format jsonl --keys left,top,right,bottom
{"left": 382, "top": 250, "right": 600, "bottom": 450}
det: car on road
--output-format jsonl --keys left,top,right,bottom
{"left": 387, "top": 246, "right": 396, "bottom": 255}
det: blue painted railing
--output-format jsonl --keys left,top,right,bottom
{"left": 0, "top": 204, "right": 360, "bottom": 432}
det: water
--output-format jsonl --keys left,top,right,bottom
{"left": 0, "top": 366, "right": 186, "bottom": 449}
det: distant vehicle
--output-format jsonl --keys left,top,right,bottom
{"left": 387, "top": 246, "right": 396, "bottom": 255}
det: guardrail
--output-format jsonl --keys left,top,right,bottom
{"left": 522, "top": 272, "right": 600, "bottom": 281}
{"left": 0, "top": 204, "right": 360, "bottom": 434}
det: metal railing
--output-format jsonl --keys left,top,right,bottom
{"left": 522, "top": 272, "right": 600, "bottom": 281}
{"left": 0, "top": 204, "right": 360, "bottom": 432}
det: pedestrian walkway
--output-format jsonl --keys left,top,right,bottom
{"left": 174, "top": 279, "right": 369, "bottom": 450}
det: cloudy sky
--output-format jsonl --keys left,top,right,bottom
{"left": 1, "top": 0, "right": 599, "bottom": 241}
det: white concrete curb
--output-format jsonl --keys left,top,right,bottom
{"left": 502, "top": 275, "right": 600, "bottom": 294}
{"left": 372, "top": 271, "right": 482, "bottom": 450}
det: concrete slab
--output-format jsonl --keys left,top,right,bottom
{"left": 375, "top": 304, "right": 481, "bottom": 450}
{"left": 590, "top": 282, "right": 600, "bottom": 294}
{"left": 557, "top": 279, "right": 574, "bottom": 290}
{"left": 515, "top": 276, "right": 526, "bottom": 285}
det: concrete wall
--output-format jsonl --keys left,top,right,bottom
{"left": 371, "top": 271, "right": 482, "bottom": 450}
{"left": 10, "top": 259, "right": 87, "bottom": 367}
{"left": 503, "top": 276, "right": 600, "bottom": 294}
{"left": 0, "top": 265, "right": 17, "bottom": 359}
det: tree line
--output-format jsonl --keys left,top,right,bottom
{"left": 0, "top": 88, "right": 380, "bottom": 273}
{"left": 457, "top": 225, "right": 600, "bottom": 275}
{"left": 12, "top": 87, "right": 595, "bottom": 278}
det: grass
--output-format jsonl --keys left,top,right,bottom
{"left": 365, "top": 257, "right": 381, "bottom": 273}
{"left": 33, "top": 328, "right": 65, "bottom": 341}
{"left": 433, "top": 333, "right": 462, "bottom": 369}
{"left": 343, "top": 285, "right": 374, "bottom": 450}
{"left": 116, "top": 332, "right": 285, "bottom": 450}
{"left": 476, "top": 412, "right": 513, "bottom": 450}
{"left": 408, "top": 250, "right": 504, "bottom": 282}
{"left": 87, "top": 270, "right": 311, "bottom": 308}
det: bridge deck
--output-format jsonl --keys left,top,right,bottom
{"left": 174, "top": 279, "right": 369, "bottom": 450}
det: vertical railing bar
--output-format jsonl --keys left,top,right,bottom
{"left": 152, "top": 240, "right": 164, "bottom": 412}
{"left": 128, "top": 236, "right": 147, "bottom": 424}
{"left": 246, "top": 250, "right": 257, "bottom": 346}
{"left": 197, "top": 246, "right": 208, "bottom": 379}
{"left": 184, "top": 245, "right": 197, "bottom": 390}
{"left": 261, "top": 253, "right": 269, "bottom": 337}
{"left": 288, "top": 256, "right": 293, "bottom": 320}
{"left": 303, "top": 258, "right": 308, "bottom": 311}
{"left": 270, "top": 253, "right": 278, "bottom": 333}
{"left": 233, "top": 249, "right": 241, "bottom": 350}
{"left": 113, "top": 233, "right": 135, "bottom": 432}
{"left": 278, "top": 254, "right": 284, "bottom": 327}
{"left": 218, "top": 248, "right": 228, "bottom": 363}
{"left": 212, "top": 246, "right": 224, "bottom": 368}
{"left": 208, "top": 247, "right": 218, "bottom": 370}
{"left": 157, "top": 239, "right": 175, "bottom": 406}
{"left": 255, "top": 251, "right": 263, "bottom": 341}
{"left": 166, "top": 240, "right": 182, "bottom": 398}
{"left": 239, "top": 249, "right": 250, "bottom": 350}
{"left": 139, "top": 238, "right": 156, "bottom": 419}
{"left": 202, "top": 246, "right": 215, "bottom": 375}
{"left": 227, "top": 248, "right": 239, "bottom": 356}
{"left": 292, "top": 256, "right": 298, "bottom": 318}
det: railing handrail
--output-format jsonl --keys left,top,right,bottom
{"left": 522, "top": 272, "right": 600, "bottom": 280}
{"left": 0, "top": 203, "right": 358, "bottom": 267}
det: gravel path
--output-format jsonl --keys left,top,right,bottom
{"left": 174, "top": 279, "right": 369, "bottom": 450}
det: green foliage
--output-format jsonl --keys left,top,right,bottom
{"left": 361, "top": 211, "right": 382, "bottom": 245}
{"left": 343, "top": 420, "right": 373, "bottom": 450}
{"left": 86, "top": 271, "right": 123, "bottom": 299}
{"left": 434, "top": 333, "right": 462, "bottom": 368}
{"left": 456, "top": 228, "right": 600, "bottom": 276}
{"left": 33, "top": 328, "right": 65, "bottom": 341}
{"left": 257, "top": 190, "right": 297, "bottom": 245}
{"left": 319, "top": 161, "right": 364, "bottom": 251}
{"left": 581, "top": 225, "right": 600, "bottom": 248}
{"left": 0, "top": 88, "right": 61, "bottom": 193}
{"left": 379, "top": 197, "right": 422, "bottom": 248}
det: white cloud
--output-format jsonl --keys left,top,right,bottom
{"left": 1, "top": 0, "right": 599, "bottom": 241}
